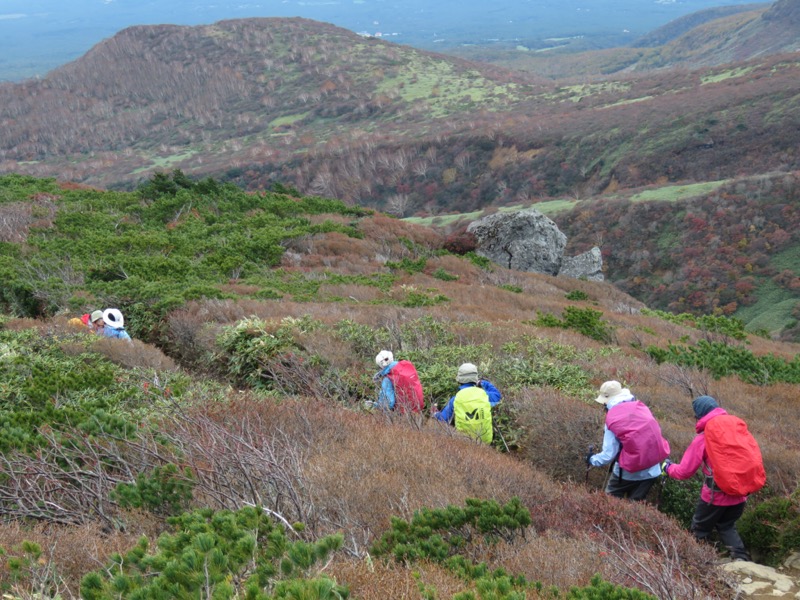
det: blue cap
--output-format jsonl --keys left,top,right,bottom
{"left": 692, "top": 395, "right": 718, "bottom": 419}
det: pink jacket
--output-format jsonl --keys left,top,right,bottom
{"left": 665, "top": 407, "right": 747, "bottom": 506}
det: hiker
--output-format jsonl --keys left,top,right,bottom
{"left": 370, "top": 350, "right": 424, "bottom": 413}
{"left": 89, "top": 310, "right": 105, "bottom": 333}
{"left": 587, "top": 380, "right": 670, "bottom": 501}
{"left": 663, "top": 395, "right": 764, "bottom": 561}
{"left": 69, "top": 312, "right": 90, "bottom": 327}
{"left": 433, "top": 363, "right": 501, "bottom": 444}
{"left": 99, "top": 308, "right": 132, "bottom": 341}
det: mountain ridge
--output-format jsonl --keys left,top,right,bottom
{"left": 1, "top": 16, "right": 798, "bottom": 210}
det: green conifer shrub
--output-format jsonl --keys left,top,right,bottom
{"left": 110, "top": 464, "right": 195, "bottom": 516}
{"left": 738, "top": 491, "right": 800, "bottom": 565}
{"left": 80, "top": 506, "right": 346, "bottom": 600}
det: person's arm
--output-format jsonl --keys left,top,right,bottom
{"left": 376, "top": 377, "right": 395, "bottom": 410}
{"left": 434, "top": 396, "right": 455, "bottom": 422}
{"left": 480, "top": 380, "right": 502, "bottom": 406}
{"left": 665, "top": 435, "right": 704, "bottom": 480}
{"left": 589, "top": 427, "right": 620, "bottom": 467}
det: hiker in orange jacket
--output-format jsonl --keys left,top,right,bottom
{"left": 663, "top": 395, "right": 751, "bottom": 561}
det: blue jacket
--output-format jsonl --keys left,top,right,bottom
{"left": 102, "top": 325, "right": 131, "bottom": 341}
{"left": 434, "top": 380, "right": 501, "bottom": 423}
{"left": 375, "top": 361, "right": 399, "bottom": 410}
{"left": 589, "top": 391, "right": 662, "bottom": 480}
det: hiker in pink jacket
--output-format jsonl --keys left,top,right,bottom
{"left": 664, "top": 395, "right": 751, "bottom": 561}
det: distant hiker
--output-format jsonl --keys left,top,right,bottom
{"left": 588, "top": 380, "right": 670, "bottom": 501}
{"left": 370, "top": 350, "right": 424, "bottom": 413}
{"left": 663, "top": 395, "right": 765, "bottom": 561}
{"left": 89, "top": 310, "right": 105, "bottom": 333}
{"left": 433, "top": 363, "right": 501, "bottom": 444}
{"left": 100, "top": 308, "right": 132, "bottom": 341}
{"left": 68, "top": 315, "right": 87, "bottom": 329}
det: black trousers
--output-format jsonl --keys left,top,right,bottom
{"left": 605, "top": 475, "right": 658, "bottom": 501}
{"left": 691, "top": 499, "right": 750, "bottom": 560}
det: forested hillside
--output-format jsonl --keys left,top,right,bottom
{"left": 1, "top": 17, "right": 799, "bottom": 218}
{"left": 1, "top": 173, "right": 800, "bottom": 598}
{"left": 553, "top": 171, "right": 800, "bottom": 342}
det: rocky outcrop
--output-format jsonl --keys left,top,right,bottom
{"left": 721, "top": 552, "right": 800, "bottom": 598}
{"left": 466, "top": 208, "right": 603, "bottom": 280}
{"left": 467, "top": 209, "right": 566, "bottom": 275}
{"left": 559, "top": 247, "right": 604, "bottom": 281}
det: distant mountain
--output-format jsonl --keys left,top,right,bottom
{"left": 1, "top": 16, "right": 799, "bottom": 217}
{"left": 632, "top": 3, "right": 768, "bottom": 47}
{"left": 629, "top": 0, "right": 800, "bottom": 69}
{"left": 460, "top": 0, "right": 800, "bottom": 76}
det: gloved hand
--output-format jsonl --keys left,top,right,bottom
{"left": 363, "top": 400, "right": 375, "bottom": 410}
{"left": 585, "top": 448, "right": 594, "bottom": 468}
{"left": 661, "top": 459, "right": 673, "bottom": 475}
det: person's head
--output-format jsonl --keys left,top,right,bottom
{"left": 103, "top": 308, "right": 124, "bottom": 329}
{"left": 456, "top": 362, "right": 479, "bottom": 384}
{"left": 593, "top": 380, "right": 624, "bottom": 405}
{"left": 90, "top": 310, "right": 105, "bottom": 330}
{"left": 692, "top": 395, "right": 719, "bottom": 420}
{"left": 375, "top": 350, "right": 394, "bottom": 368}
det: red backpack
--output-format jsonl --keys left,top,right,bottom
{"left": 704, "top": 414, "right": 766, "bottom": 496}
{"left": 386, "top": 360, "right": 424, "bottom": 413}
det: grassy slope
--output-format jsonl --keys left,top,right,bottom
{"left": 2, "top": 174, "right": 800, "bottom": 596}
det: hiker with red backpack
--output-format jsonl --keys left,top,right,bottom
{"left": 588, "top": 380, "right": 671, "bottom": 501}
{"left": 370, "top": 350, "right": 424, "bottom": 413}
{"left": 664, "top": 395, "right": 765, "bottom": 561}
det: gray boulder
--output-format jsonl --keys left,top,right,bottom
{"left": 559, "top": 247, "right": 604, "bottom": 281}
{"left": 467, "top": 208, "right": 567, "bottom": 275}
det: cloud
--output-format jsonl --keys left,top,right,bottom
{"left": 0, "top": 14, "right": 27, "bottom": 20}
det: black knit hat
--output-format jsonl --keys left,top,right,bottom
{"left": 692, "top": 395, "right": 718, "bottom": 419}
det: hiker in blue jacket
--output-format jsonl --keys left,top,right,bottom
{"left": 433, "top": 363, "right": 501, "bottom": 443}
{"left": 100, "top": 308, "right": 132, "bottom": 341}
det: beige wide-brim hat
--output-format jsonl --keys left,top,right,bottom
{"left": 594, "top": 380, "right": 623, "bottom": 404}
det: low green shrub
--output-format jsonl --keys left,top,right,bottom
{"left": 533, "top": 307, "right": 614, "bottom": 343}
{"left": 111, "top": 464, "right": 195, "bottom": 516}
{"left": 565, "top": 290, "right": 590, "bottom": 301}
{"left": 658, "top": 477, "right": 702, "bottom": 529}
{"left": 433, "top": 267, "right": 459, "bottom": 281}
{"left": 80, "top": 506, "right": 346, "bottom": 600}
{"left": 373, "top": 499, "right": 654, "bottom": 600}
{"left": 738, "top": 491, "right": 800, "bottom": 566}
{"left": 466, "top": 252, "right": 493, "bottom": 270}
{"left": 645, "top": 340, "right": 800, "bottom": 384}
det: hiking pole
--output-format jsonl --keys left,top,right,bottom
{"left": 496, "top": 427, "right": 510, "bottom": 453}
{"left": 584, "top": 444, "right": 594, "bottom": 485}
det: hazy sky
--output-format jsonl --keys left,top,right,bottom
{"left": 0, "top": 0, "right": 758, "bottom": 81}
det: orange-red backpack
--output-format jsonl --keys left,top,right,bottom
{"left": 386, "top": 360, "right": 424, "bottom": 413}
{"left": 704, "top": 414, "right": 766, "bottom": 496}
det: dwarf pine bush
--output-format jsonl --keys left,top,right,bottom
{"left": 80, "top": 506, "right": 347, "bottom": 600}
{"left": 532, "top": 307, "right": 614, "bottom": 343}
{"left": 373, "top": 499, "right": 654, "bottom": 600}
{"left": 110, "top": 463, "right": 195, "bottom": 516}
{"left": 646, "top": 340, "right": 800, "bottom": 384}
